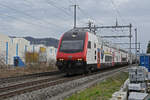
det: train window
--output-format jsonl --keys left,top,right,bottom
{"left": 95, "top": 56, "right": 97, "bottom": 60}
{"left": 94, "top": 43, "right": 96, "bottom": 48}
{"left": 88, "top": 41, "right": 91, "bottom": 49}
{"left": 122, "top": 58, "right": 127, "bottom": 62}
{"left": 60, "top": 40, "right": 83, "bottom": 50}
{"left": 95, "top": 50, "right": 96, "bottom": 55}
{"left": 105, "top": 56, "right": 112, "bottom": 62}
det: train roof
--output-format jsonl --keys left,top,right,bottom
{"left": 68, "top": 28, "right": 89, "bottom": 33}
{"left": 66, "top": 28, "right": 129, "bottom": 53}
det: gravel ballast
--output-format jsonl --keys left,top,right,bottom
{"left": 5, "top": 67, "right": 127, "bottom": 100}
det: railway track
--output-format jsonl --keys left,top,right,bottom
{"left": 0, "top": 75, "right": 66, "bottom": 99}
{"left": 0, "top": 71, "right": 60, "bottom": 85}
{"left": 0, "top": 66, "right": 127, "bottom": 100}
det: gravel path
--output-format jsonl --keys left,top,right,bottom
{"left": 5, "top": 67, "right": 127, "bottom": 100}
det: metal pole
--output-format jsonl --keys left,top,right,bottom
{"left": 139, "top": 42, "right": 141, "bottom": 55}
{"left": 74, "top": 5, "right": 77, "bottom": 28}
{"left": 129, "top": 24, "right": 132, "bottom": 65}
{"left": 138, "top": 42, "right": 141, "bottom": 64}
{"left": 88, "top": 21, "right": 92, "bottom": 32}
{"left": 135, "top": 28, "right": 137, "bottom": 64}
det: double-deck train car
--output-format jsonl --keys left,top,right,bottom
{"left": 56, "top": 29, "right": 129, "bottom": 75}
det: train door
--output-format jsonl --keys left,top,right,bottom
{"left": 97, "top": 48, "right": 101, "bottom": 69}
{"left": 86, "top": 41, "right": 92, "bottom": 64}
{"left": 120, "top": 52, "right": 122, "bottom": 63}
{"left": 112, "top": 52, "right": 115, "bottom": 66}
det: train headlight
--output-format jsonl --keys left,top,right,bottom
{"left": 77, "top": 59, "right": 82, "bottom": 61}
{"left": 59, "top": 59, "right": 64, "bottom": 61}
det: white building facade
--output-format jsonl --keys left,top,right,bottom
{"left": 0, "top": 34, "right": 57, "bottom": 66}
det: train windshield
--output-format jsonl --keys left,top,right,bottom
{"left": 60, "top": 40, "right": 84, "bottom": 53}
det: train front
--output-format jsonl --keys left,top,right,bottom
{"left": 56, "top": 30, "right": 88, "bottom": 74}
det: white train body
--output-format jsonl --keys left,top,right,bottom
{"left": 56, "top": 29, "right": 130, "bottom": 74}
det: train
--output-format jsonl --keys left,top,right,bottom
{"left": 56, "top": 28, "right": 135, "bottom": 75}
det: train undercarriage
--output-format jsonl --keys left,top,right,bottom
{"left": 56, "top": 60, "right": 129, "bottom": 75}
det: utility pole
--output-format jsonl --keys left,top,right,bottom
{"left": 139, "top": 42, "right": 141, "bottom": 55}
{"left": 93, "top": 25, "right": 96, "bottom": 34}
{"left": 88, "top": 21, "right": 93, "bottom": 32}
{"left": 138, "top": 42, "right": 141, "bottom": 64}
{"left": 72, "top": 4, "right": 78, "bottom": 28}
{"left": 135, "top": 28, "right": 137, "bottom": 64}
{"left": 129, "top": 24, "right": 132, "bottom": 65}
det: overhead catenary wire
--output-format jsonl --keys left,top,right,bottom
{"left": 23, "top": 0, "right": 72, "bottom": 22}
{"left": 108, "top": 0, "right": 127, "bottom": 34}
{"left": 45, "top": 0, "right": 75, "bottom": 28}
{"left": 46, "top": 0, "right": 72, "bottom": 17}
{"left": 78, "top": 7, "right": 101, "bottom": 28}
{"left": 0, "top": 2, "right": 70, "bottom": 37}
{"left": 106, "top": 0, "right": 132, "bottom": 42}
{"left": 78, "top": 7, "right": 93, "bottom": 20}
{"left": 0, "top": 14, "right": 48, "bottom": 36}
{"left": 68, "top": 0, "right": 74, "bottom": 4}
{"left": 109, "top": 0, "right": 138, "bottom": 31}
{"left": 0, "top": 13, "right": 54, "bottom": 30}
{"left": 78, "top": 4, "right": 106, "bottom": 28}
{"left": 109, "top": 0, "right": 126, "bottom": 24}
{"left": 0, "top": 2, "right": 64, "bottom": 29}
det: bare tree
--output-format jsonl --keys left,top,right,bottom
{"left": 0, "top": 53, "right": 6, "bottom": 68}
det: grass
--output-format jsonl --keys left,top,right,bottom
{"left": 65, "top": 72, "right": 128, "bottom": 100}
{"left": 0, "top": 64, "right": 57, "bottom": 78}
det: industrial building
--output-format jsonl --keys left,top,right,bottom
{"left": 0, "top": 34, "right": 57, "bottom": 67}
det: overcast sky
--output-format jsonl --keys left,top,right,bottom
{"left": 0, "top": 0, "right": 149, "bottom": 52}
